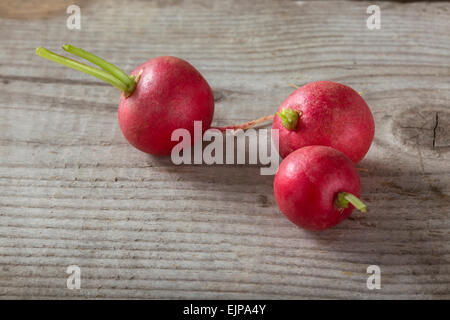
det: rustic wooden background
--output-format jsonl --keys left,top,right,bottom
{"left": 0, "top": 0, "right": 449, "bottom": 299}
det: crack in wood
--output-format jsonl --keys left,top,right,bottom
{"left": 393, "top": 107, "right": 449, "bottom": 151}
{"left": 432, "top": 113, "right": 439, "bottom": 148}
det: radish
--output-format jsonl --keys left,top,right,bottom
{"left": 272, "top": 81, "right": 375, "bottom": 163}
{"left": 36, "top": 45, "right": 216, "bottom": 155}
{"left": 273, "top": 145, "right": 366, "bottom": 230}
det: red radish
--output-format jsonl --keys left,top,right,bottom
{"left": 36, "top": 45, "right": 214, "bottom": 155}
{"left": 274, "top": 145, "right": 366, "bottom": 230}
{"left": 118, "top": 57, "right": 214, "bottom": 155}
{"left": 272, "top": 81, "right": 375, "bottom": 163}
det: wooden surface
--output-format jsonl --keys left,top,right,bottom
{"left": 0, "top": 0, "right": 449, "bottom": 299}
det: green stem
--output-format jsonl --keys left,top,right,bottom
{"left": 335, "top": 192, "right": 367, "bottom": 213}
{"left": 276, "top": 108, "right": 301, "bottom": 130}
{"left": 36, "top": 47, "right": 128, "bottom": 92}
{"left": 62, "top": 44, "right": 134, "bottom": 90}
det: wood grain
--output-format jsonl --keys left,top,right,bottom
{"left": 0, "top": 0, "right": 449, "bottom": 299}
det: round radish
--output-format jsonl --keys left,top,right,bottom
{"left": 118, "top": 57, "right": 214, "bottom": 155}
{"left": 36, "top": 45, "right": 214, "bottom": 155}
{"left": 274, "top": 145, "right": 366, "bottom": 230}
{"left": 272, "top": 81, "right": 375, "bottom": 163}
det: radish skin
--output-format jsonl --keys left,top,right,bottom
{"left": 272, "top": 81, "right": 375, "bottom": 163}
{"left": 274, "top": 145, "right": 366, "bottom": 230}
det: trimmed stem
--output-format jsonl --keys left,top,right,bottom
{"left": 277, "top": 108, "right": 301, "bottom": 130}
{"left": 335, "top": 192, "right": 367, "bottom": 213}
{"left": 62, "top": 44, "right": 134, "bottom": 90}
{"left": 36, "top": 47, "right": 128, "bottom": 92}
{"left": 211, "top": 114, "right": 275, "bottom": 132}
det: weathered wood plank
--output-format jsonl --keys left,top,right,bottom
{"left": 0, "top": 0, "right": 449, "bottom": 299}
